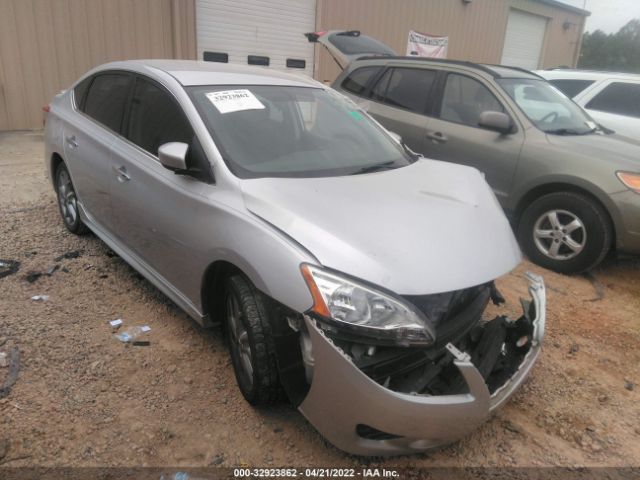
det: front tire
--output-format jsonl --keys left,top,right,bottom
{"left": 224, "top": 274, "right": 281, "bottom": 405}
{"left": 55, "top": 163, "right": 89, "bottom": 235}
{"left": 518, "top": 191, "right": 612, "bottom": 274}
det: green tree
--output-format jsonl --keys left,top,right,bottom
{"left": 579, "top": 19, "right": 640, "bottom": 72}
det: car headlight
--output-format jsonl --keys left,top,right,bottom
{"left": 617, "top": 171, "right": 640, "bottom": 194}
{"left": 300, "top": 264, "right": 435, "bottom": 346}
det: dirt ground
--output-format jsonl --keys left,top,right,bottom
{"left": 0, "top": 130, "right": 639, "bottom": 469}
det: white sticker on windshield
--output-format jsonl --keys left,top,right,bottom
{"left": 206, "top": 89, "right": 265, "bottom": 114}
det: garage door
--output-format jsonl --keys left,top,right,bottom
{"left": 196, "top": 0, "right": 316, "bottom": 77}
{"left": 501, "top": 9, "right": 548, "bottom": 70}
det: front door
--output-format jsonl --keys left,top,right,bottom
{"left": 422, "top": 72, "right": 525, "bottom": 203}
{"left": 109, "top": 75, "right": 211, "bottom": 295}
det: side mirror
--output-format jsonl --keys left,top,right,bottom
{"left": 479, "top": 111, "right": 513, "bottom": 134}
{"left": 388, "top": 131, "right": 402, "bottom": 144}
{"left": 158, "top": 142, "right": 189, "bottom": 171}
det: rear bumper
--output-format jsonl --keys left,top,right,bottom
{"left": 298, "top": 273, "right": 545, "bottom": 456}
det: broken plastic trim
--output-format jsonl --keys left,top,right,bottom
{"left": 296, "top": 272, "right": 545, "bottom": 455}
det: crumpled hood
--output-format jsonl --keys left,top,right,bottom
{"left": 241, "top": 159, "right": 521, "bottom": 295}
{"left": 546, "top": 132, "right": 640, "bottom": 169}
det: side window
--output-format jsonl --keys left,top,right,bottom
{"left": 126, "top": 77, "right": 194, "bottom": 156}
{"left": 439, "top": 74, "right": 505, "bottom": 127}
{"left": 84, "top": 74, "right": 132, "bottom": 132}
{"left": 73, "top": 76, "right": 93, "bottom": 110}
{"left": 370, "top": 68, "right": 392, "bottom": 102}
{"left": 371, "top": 67, "right": 435, "bottom": 114}
{"left": 549, "top": 79, "right": 594, "bottom": 98}
{"left": 341, "top": 67, "right": 382, "bottom": 96}
{"left": 585, "top": 82, "right": 640, "bottom": 118}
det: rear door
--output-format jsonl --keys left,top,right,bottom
{"left": 64, "top": 72, "right": 133, "bottom": 232}
{"left": 422, "top": 71, "right": 525, "bottom": 201}
{"left": 306, "top": 30, "right": 396, "bottom": 70}
{"left": 363, "top": 66, "right": 437, "bottom": 153}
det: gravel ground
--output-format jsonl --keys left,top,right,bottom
{"left": 0, "top": 131, "right": 639, "bottom": 468}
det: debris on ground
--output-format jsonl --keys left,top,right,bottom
{"left": 25, "top": 265, "right": 61, "bottom": 283}
{"left": 45, "top": 265, "right": 60, "bottom": 276}
{"left": 25, "top": 271, "right": 43, "bottom": 283}
{"left": 0, "top": 352, "right": 8, "bottom": 368}
{"left": 0, "top": 346, "right": 20, "bottom": 399}
{"left": 109, "top": 319, "right": 123, "bottom": 329}
{"left": 0, "top": 259, "right": 20, "bottom": 279}
{"left": 625, "top": 380, "right": 635, "bottom": 392}
{"left": 569, "top": 343, "right": 580, "bottom": 354}
{"left": 114, "top": 326, "right": 151, "bottom": 345}
{"left": 54, "top": 250, "right": 83, "bottom": 262}
{"left": 583, "top": 271, "right": 605, "bottom": 302}
{"left": 30, "top": 295, "right": 49, "bottom": 302}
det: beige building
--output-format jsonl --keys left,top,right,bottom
{"left": 0, "top": 0, "right": 588, "bottom": 131}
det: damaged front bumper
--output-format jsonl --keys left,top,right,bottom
{"left": 297, "top": 272, "right": 545, "bottom": 456}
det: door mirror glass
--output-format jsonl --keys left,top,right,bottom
{"left": 479, "top": 111, "right": 513, "bottom": 134}
{"left": 158, "top": 142, "right": 189, "bottom": 171}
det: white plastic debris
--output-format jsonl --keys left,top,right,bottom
{"left": 109, "top": 318, "right": 123, "bottom": 328}
{"left": 31, "top": 295, "right": 49, "bottom": 301}
{"left": 0, "top": 351, "right": 8, "bottom": 368}
{"left": 114, "top": 325, "right": 151, "bottom": 343}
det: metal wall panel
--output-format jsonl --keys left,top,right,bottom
{"left": 0, "top": 0, "right": 197, "bottom": 131}
{"left": 314, "top": 0, "right": 586, "bottom": 84}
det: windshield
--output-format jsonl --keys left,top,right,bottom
{"left": 497, "top": 78, "right": 596, "bottom": 135}
{"left": 188, "top": 85, "right": 414, "bottom": 178}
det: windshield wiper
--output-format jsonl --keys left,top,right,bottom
{"left": 545, "top": 128, "right": 595, "bottom": 136}
{"left": 350, "top": 161, "right": 398, "bottom": 175}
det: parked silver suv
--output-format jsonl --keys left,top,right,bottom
{"left": 311, "top": 30, "right": 640, "bottom": 274}
{"left": 44, "top": 60, "right": 545, "bottom": 456}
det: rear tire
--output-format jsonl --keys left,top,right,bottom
{"left": 55, "top": 163, "right": 89, "bottom": 235}
{"left": 518, "top": 191, "right": 612, "bottom": 274}
{"left": 224, "top": 274, "right": 281, "bottom": 405}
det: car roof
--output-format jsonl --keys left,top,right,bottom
{"left": 352, "top": 56, "right": 543, "bottom": 80}
{"left": 94, "top": 59, "right": 322, "bottom": 88}
{"left": 536, "top": 69, "right": 640, "bottom": 81}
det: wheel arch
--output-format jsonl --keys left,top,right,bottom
{"left": 50, "top": 152, "right": 65, "bottom": 188}
{"left": 200, "top": 260, "right": 245, "bottom": 327}
{"left": 514, "top": 181, "right": 618, "bottom": 248}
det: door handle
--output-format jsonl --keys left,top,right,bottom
{"left": 65, "top": 135, "right": 79, "bottom": 149}
{"left": 113, "top": 165, "right": 131, "bottom": 182}
{"left": 426, "top": 131, "right": 448, "bottom": 143}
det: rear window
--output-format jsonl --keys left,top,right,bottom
{"left": 549, "top": 79, "right": 594, "bottom": 98}
{"left": 341, "top": 67, "right": 381, "bottom": 96}
{"left": 73, "top": 76, "right": 93, "bottom": 110}
{"left": 84, "top": 74, "right": 132, "bottom": 133}
{"left": 371, "top": 68, "right": 435, "bottom": 114}
{"left": 585, "top": 82, "right": 640, "bottom": 118}
{"left": 328, "top": 32, "right": 396, "bottom": 56}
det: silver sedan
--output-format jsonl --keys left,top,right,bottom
{"left": 44, "top": 60, "right": 545, "bottom": 456}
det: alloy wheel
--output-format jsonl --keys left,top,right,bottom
{"left": 57, "top": 168, "right": 78, "bottom": 226}
{"left": 533, "top": 209, "right": 587, "bottom": 261}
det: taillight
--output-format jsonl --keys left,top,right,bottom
{"left": 42, "top": 104, "right": 50, "bottom": 126}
